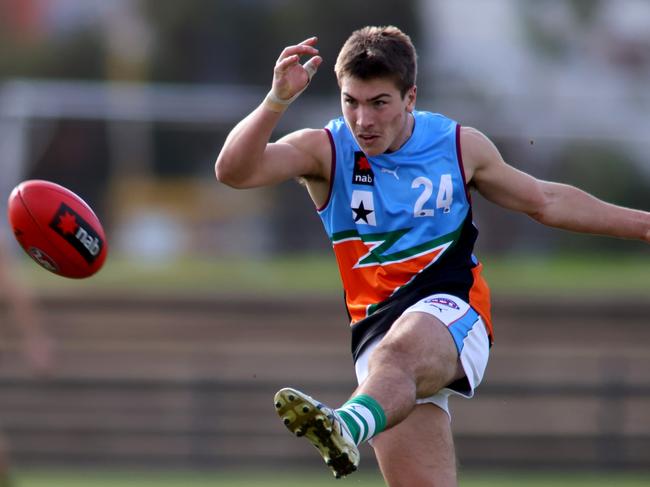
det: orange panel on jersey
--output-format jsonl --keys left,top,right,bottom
{"left": 469, "top": 263, "right": 493, "bottom": 342}
{"left": 333, "top": 238, "right": 450, "bottom": 322}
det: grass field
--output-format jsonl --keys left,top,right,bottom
{"left": 18, "top": 252, "right": 650, "bottom": 297}
{"left": 15, "top": 469, "right": 650, "bottom": 487}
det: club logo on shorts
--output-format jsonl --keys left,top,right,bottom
{"left": 49, "top": 202, "right": 104, "bottom": 264}
{"left": 423, "top": 297, "right": 460, "bottom": 310}
{"left": 352, "top": 151, "right": 374, "bottom": 186}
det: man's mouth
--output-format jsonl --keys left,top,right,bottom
{"left": 358, "top": 134, "right": 379, "bottom": 143}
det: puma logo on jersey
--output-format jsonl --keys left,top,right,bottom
{"left": 381, "top": 167, "right": 399, "bottom": 180}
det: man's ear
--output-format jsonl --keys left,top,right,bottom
{"left": 406, "top": 85, "right": 417, "bottom": 111}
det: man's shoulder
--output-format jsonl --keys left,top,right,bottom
{"left": 414, "top": 110, "right": 457, "bottom": 126}
{"left": 411, "top": 111, "right": 459, "bottom": 146}
{"left": 325, "top": 116, "right": 357, "bottom": 147}
{"left": 281, "top": 127, "right": 331, "bottom": 156}
{"left": 325, "top": 116, "right": 347, "bottom": 132}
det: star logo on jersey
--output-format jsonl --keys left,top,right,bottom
{"left": 352, "top": 151, "right": 374, "bottom": 186}
{"left": 351, "top": 190, "right": 376, "bottom": 226}
{"left": 353, "top": 201, "right": 373, "bottom": 223}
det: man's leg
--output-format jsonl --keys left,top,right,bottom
{"left": 372, "top": 403, "right": 457, "bottom": 487}
{"left": 275, "top": 311, "right": 462, "bottom": 478}
{"left": 353, "top": 311, "right": 463, "bottom": 427}
{"left": 275, "top": 296, "right": 487, "bottom": 479}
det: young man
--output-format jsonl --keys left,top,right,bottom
{"left": 215, "top": 26, "right": 650, "bottom": 486}
{"left": 0, "top": 232, "right": 54, "bottom": 487}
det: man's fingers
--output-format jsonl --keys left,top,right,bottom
{"left": 277, "top": 38, "right": 319, "bottom": 63}
{"left": 275, "top": 55, "right": 321, "bottom": 81}
{"left": 276, "top": 54, "right": 299, "bottom": 71}
{"left": 267, "top": 37, "right": 320, "bottom": 107}
{"left": 302, "top": 56, "right": 322, "bottom": 80}
{"left": 298, "top": 36, "right": 318, "bottom": 46}
{"left": 277, "top": 45, "right": 319, "bottom": 63}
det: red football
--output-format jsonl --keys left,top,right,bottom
{"left": 7, "top": 180, "right": 108, "bottom": 278}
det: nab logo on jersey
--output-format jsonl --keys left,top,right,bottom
{"left": 352, "top": 152, "right": 374, "bottom": 186}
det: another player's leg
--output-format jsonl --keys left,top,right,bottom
{"left": 372, "top": 403, "right": 458, "bottom": 487}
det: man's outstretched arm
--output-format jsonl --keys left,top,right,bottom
{"left": 462, "top": 127, "right": 650, "bottom": 243}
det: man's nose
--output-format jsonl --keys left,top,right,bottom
{"left": 356, "top": 106, "right": 374, "bottom": 128}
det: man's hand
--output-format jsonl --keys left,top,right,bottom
{"left": 265, "top": 37, "right": 322, "bottom": 112}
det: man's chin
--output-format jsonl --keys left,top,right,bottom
{"left": 357, "top": 143, "right": 385, "bottom": 156}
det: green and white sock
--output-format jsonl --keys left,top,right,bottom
{"left": 335, "top": 394, "right": 387, "bottom": 445}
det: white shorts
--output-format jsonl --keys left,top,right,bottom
{"left": 354, "top": 293, "right": 490, "bottom": 418}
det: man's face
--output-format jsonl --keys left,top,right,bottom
{"left": 340, "top": 76, "right": 416, "bottom": 156}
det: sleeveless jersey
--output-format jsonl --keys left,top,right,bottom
{"left": 319, "top": 110, "right": 492, "bottom": 359}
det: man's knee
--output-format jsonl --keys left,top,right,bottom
{"left": 368, "top": 334, "right": 415, "bottom": 375}
{"left": 370, "top": 328, "right": 459, "bottom": 396}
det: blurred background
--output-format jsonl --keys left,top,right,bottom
{"left": 0, "top": 1, "right": 648, "bottom": 486}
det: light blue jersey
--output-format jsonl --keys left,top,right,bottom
{"left": 317, "top": 110, "right": 491, "bottom": 356}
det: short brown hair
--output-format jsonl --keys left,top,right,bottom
{"left": 334, "top": 26, "right": 417, "bottom": 97}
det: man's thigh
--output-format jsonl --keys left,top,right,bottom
{"left": 372, "top": 403, "right": 457, "bottom": 487}
{"left": 357, "top": 293, "right": 489, "bottom": 403}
